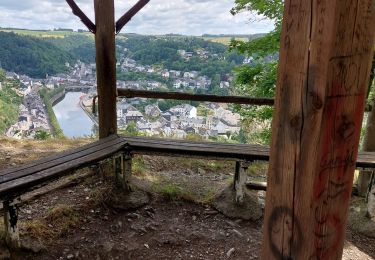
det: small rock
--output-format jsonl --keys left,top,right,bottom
{"left": 192, "top": 215, "right": 197, "bottom": 221}
{"left": 227, "top": 248, "right": 235, "bottom": 257}
{"left": 198, "top": 168, "right": 206, "bottom": 175}
{"left": 67, "top": 254, "right": 74, "bottom": 259}
{"left": 232, "top": 229, "right": 244, "bottom": 238}
{"left": 144, "top": 244, "right": 149, "bottom": 249}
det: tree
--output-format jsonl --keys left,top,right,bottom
{"left": 230, "top": 0, "right": 283, "bottom": 144}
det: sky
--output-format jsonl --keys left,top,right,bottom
{"left": 0, "top": 0, "right": 274, "bottom": 36}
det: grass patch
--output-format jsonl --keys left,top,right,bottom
{"left": 22, "top": 204, "right": 80, "bottom": 242}
{"left": 158, "top": 184, "right": 183, "bottom": 201}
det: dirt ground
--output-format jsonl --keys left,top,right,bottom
{"left": 1, "top": 138, "right": 375, "bottom": 259}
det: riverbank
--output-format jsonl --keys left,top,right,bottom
{"left": 79, "top": 98, "right": 99, "bottom": 126}
{"left": 39, "top": 87, "right": 65, "bottom": 138}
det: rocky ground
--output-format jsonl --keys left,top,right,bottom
{"left": 0, "top": 138, "right": 375, "bottom": 259}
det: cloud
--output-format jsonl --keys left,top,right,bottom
{"left": 0, "top": 0, "right": 274, "bottom": 35}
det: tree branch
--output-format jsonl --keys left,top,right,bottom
{"left": 66, "top": 0, "right": 96, "bottom": 33}
{"left": 116, "top": 0, "right": 150, "bottom": 34}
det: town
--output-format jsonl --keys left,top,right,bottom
{"left": 3, "top": 48, "right": 242, "bottom": 140}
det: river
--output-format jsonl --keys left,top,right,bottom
{"left": 53, "top": 92, "right": 97, "bottom": 138}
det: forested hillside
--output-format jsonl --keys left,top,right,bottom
{"left": 118, "top": 35, "right": 244, "bottom": 78}
{"left": 0, "top": 30, "right": 246, "bottom": 80}
{"left": 0, "top": 32, "right": 74, "bottom": 78}
{"left": 45, "top": 34, "right": 95, "bottom": 64}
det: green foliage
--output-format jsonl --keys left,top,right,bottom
{"left": 119, "top": 122, "right": 139, "bottom": 136}
{"left": 231, "top": 0, "right": 282, "bottom": 144}
{"left": 0, "top": 32, "right": 75, "bottom": 78}
{"left": 39, "top": 87, "right": 65, "bottom": 138}
{"left": 34, "top": 130, "right": 51, "bottom": 140}
{"left": 159, "top": 184, "right": 183, "bottom": 201}
{"left": 45, "top": 35, "right": 95, "bottom": 63}
{"left": 0, "top": 69, "right": 5, "bottom": 82}
{"left": 0, "top": 82, "right": 22, "bottom": 134}
{"left": 230, "top": 0, "right": 284, "bottom": 23}
{"left": 117, "top": 71, "right": 167, "bottom": 83}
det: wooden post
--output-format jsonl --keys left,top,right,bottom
{"left": 262, "top": 0, "right": 375, "bottom": 259}
{"left": 3, "top": 200, "right": 20, "bottom": 248}
{"left": 94, "top": 0, "right": 117, "bottom": 139}
{"left": 234, "top": 161, "right": 251, "bottom": 204}
{"left": 123, "top": 153, "right": 133, "bottom": 192}
{"left": 113, "top": 152, "right": 132, "bottom": 191}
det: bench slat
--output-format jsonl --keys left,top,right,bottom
{"left": 0, "top": 136, "right": 125, "bottom": 185}
{"left": 0, "top": 135, "right": 118, "bottom": 176}
{"left": 122, "top": 136, "right": 268, "bottom": 154}
{"left": 0, "top": 141, "right": 125, "bottom": 198}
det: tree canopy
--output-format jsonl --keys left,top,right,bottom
{"left": 230, "top": 0, "right": 283, "bottom": 144}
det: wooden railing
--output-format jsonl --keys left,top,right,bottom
{"left": 93, "top": 89, "right": 274, "bottom": 115}
{"left": 117, "top": 89, "right": 275, "bottom": 105}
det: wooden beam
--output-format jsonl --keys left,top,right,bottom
{"left": 117, "top": 89, "right": 275, "bottom": 106}
{"left": 261, "top": 0, "right": 375, "bottom": 259}
{"left": 66, "top": 0, "right": 96, "bottom": 33}
{"left": 116, "top": 0, "right": 150, "bottom": 34}
{"left": 94, "top": 0, "right": 117, "bottom": 139}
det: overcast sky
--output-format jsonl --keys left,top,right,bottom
{"left": 0, "top": 0, "right": 274, "bottom": 35}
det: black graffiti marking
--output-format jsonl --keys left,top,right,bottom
{"left": 328, "top": 181, "right": 349, "bottom": 199}
{"left": 319, "top": 149, "right": 356, "bottom": 179}
{"left": 268, "top": 207, "right": 303, "bottom": 260}
{"left": 337, "top": 116, "right": 355, "bottom": 140}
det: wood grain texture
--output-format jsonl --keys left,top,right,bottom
{"left": 261, "top": 0, "right": 375, "bottom": 259}
{"left": 94, "top": 0, "right": 117, "bottom": 139}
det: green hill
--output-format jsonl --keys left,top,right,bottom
{"left": 0, "top": 32, "right": 75, "bottom": 78}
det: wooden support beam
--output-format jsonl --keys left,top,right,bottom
{"left": 261, "top": 0, "right": 375, "bottom": 259}
{"left": 66, "top": 0, "right": 96, "bottom": 33}
{"left": 117, "top": 89, "right": 275, "bottom": 106}
{"left": 116, "top": 0, "right": 150, "bottom": 34}
{"left": 94, "top": 0, "right": 117, "bottom": 139}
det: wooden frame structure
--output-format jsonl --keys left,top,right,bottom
{"left": 0, "top": 0, "right": 372, "bottom": 258}
{"left": 70, "top": 0, "right": 374, "bottom": 258}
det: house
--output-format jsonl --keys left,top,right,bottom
{"left": 169, "top": 104, "right": 197, "bottom": 118}
{"left": 6, "top": 72, "right": 19, "bottom": 80}
{"left": 178, "top": 50, "right": 186, "bottom": 56}
{"left": 169, "top": 70, "right": 181, "bottom": 78}
{"left": 220, "top": 81, "right": 230, "bottom": 89}
{"left": 173, "top": 79, "right": 183, "bottom": 89}
{"left": 161, "top": 70, "right": 170, "bottom": 78}
{"left": 183, "top": 71, "right": 198, "bottom": 79}
{"left": 125, "top": 110, "right": 143, "bottom": 124}
{"left": 117, "top": 103, "right": 137, "bottom": 118}
{"left": 145, "top": 105, "right": 161, "bottom": 117}
{"left": 147, "top": 81, "right": 161, "bottom": 90}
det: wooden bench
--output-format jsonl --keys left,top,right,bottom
{"left": 0, "top": 134, "right": 127, "bottom": 247}
{"left": 1, "top": 133, "right": 375, "bottom": 248}
{"left": 118, "top": 135, "right": 375, "bottom": 200}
